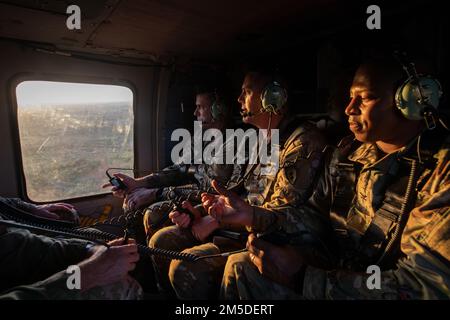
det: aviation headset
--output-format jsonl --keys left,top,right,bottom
{"left": 393, "top": 51, "right": 443, "bottom": 126}
{"left": 260, "top": 77, "right": 288, "bottom": 115}
{"left": 210, "top": 89, "right": 226, "bottom": 121}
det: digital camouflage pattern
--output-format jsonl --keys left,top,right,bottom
{"left": 142, "top": 141, "right": 244, "bottom": 238}
{"left": 221, "top": 129, "right": 450, "bottom": 299}
{"left": 245, "top": 118, "right": 326, "bottom": 234}
{"left": 221, "top": 251, "right": 302, "bottom": 300}
{"left": 150, "top": 116, "right": 328, "bottom": 299}
{"left": 149, "top": 225, "right": 201, "bottom": 296}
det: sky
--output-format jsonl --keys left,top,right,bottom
{"left": 16, "top": 81, "right": 133, "bottom": 108}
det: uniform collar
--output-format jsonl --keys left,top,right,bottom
{"left": 277, "top": 114, "right": 310, "bottom": 145}
{"left": 347, "top": 133, "right": 422, "bottom": 171}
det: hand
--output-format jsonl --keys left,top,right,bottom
{"left": 33, "top": 203, "right": 79, "bottom": 223}
{"left": 202, "top": 180, "right": 253, "bottom": 226}
{"left": 101, "top": 173, "right": 144, "bottom": 198}
{"left": 201, "top": 193, "right": 220, "bottom": 213}
{"left": 124, "top": 188, "right": 158, "bottom": 211}
{"left": 191, "top": 215, "right": 219, "bottom": 242}
{"left": 79, "top": 238, "right": 139, "bottom": 292}
{"left": 246, "top": 234, "right": 303, "bottom": 288}
{"left": 168, "top": 201, "right": 201, "bottom": 229}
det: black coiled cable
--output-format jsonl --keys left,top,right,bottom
{"left": 376, "top": 159, "right": 418, "bottom": 265}
{"left": 0, "top": 202, "right": 200, "bottom": 262}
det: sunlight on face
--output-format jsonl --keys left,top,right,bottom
{"left": 345, "top": 65, "right": 403, "bottom": 143}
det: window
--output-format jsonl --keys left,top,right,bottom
{"left": 16, "top": 81, "right": 134, "bottom": 202}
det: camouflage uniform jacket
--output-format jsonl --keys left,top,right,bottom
{"left": 283, "top": 129, "right": 450, "bottom": 299}
{"left": 0, "top": 227, "right": 142, "bottom": 300}
{"left": 0, "top": 217, "right": 90, "bottom": 299}
{"left": 142, "top": 140, "right": 244, "bottom": 196}
{"left": 0, "top": 198, "right": 142, "bottom": 299}
{"left": 245, "top": 116, "right": 327, "bottom": 234}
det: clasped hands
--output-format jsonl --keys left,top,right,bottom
{"left": 171, "top": 179, "right": 304, "bottom": 287}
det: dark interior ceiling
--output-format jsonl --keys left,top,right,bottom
{"left": 0, "top": 0, "right": 434, "bottom": 64}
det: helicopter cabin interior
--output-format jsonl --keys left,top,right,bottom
{"left": 0, "top": 0, "right": 448, "bottom": 241}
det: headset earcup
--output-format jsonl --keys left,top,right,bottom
{"left": 395, "top": 76, "right": 443, "bottom": 120}
{"left": 260, "top": 82, "right": 288, "bottom": 114}
{"left": 211, "top": 100, "right": 223, "bottom": 120}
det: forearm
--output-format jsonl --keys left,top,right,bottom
{"left": 237, "top": 204, "right": 317, "bottom": 235}
{"left": 248, "top": 204, "right": 331, "bottom": 237}
{"left": 0, "top": 270, "right": 83, "bottom": 300}
{"left": 139, "top": 165, "right": 193, "bottom": 188}
{"left": 0, "top": 197, "right": 39, "bottom": 213}
{"left": 0, "top": 229, "right": 90, "bottom": 292}
{"left": 246, "top": 206, "right": 276, "bottom": 233}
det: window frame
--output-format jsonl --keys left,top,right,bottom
{"left": 9, "top": 73, "right": 137, "bottom": 204}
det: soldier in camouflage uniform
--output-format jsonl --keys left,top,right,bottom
{"left": 219, "top": 56, "right": 450, "bottom": 299}
{"left": 150, "top": 70, "right": 327, "bottom": 299}
{"left": 0, "top": 197, "right": 142, "bottom": 300}
{"left": 102, "top": 85, "right": 239, "bottom": 241}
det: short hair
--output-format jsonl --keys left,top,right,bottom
{"left": 194, "top": 84, "right": 216, "bottom": 100}
{"left": 358, "top": 50, "right": 436, "bottom": 92}
{"left": 244, "top": 63, "right": 289, "bottom": 91}
{"left": 243, "top": 64, "right": 291, "bottom": 113}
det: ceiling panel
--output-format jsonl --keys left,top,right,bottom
{"left": 0, "top": 0, "right": 432, "bottom": 61}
